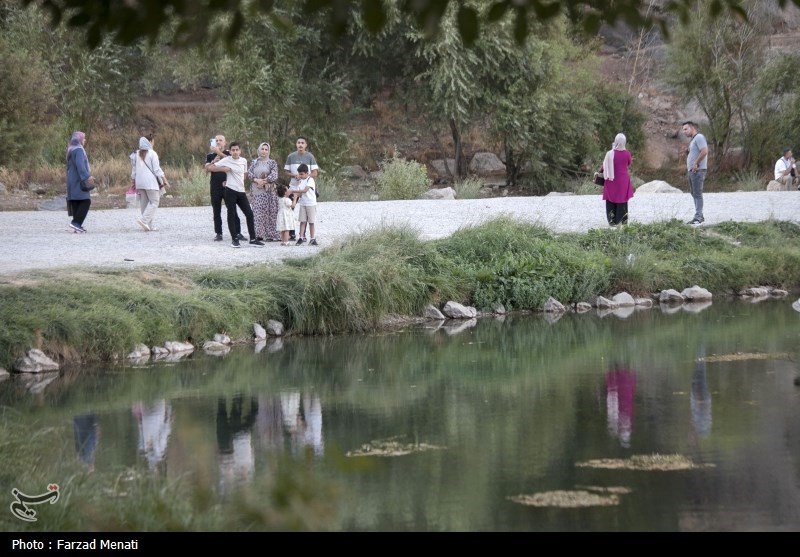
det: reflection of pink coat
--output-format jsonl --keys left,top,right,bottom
{"left": 606, "top": 369, "right": 636, "bottom": 446}
{"left": 602, "top": 150, "right": 633, "bottom": 203}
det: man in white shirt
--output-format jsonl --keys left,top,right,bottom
{"left": 207, "top": 142, "right": 264, "bottom": 248}
{"left": 774, "top": 148, "right": 796, "bottom": 191}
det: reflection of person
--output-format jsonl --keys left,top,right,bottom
{"left": 217, "top": 395, "right": 259, "bottom": 494}
{"left": 774, "top": 147, "right": 796, "bottom": 191}
{"left": 132, "top": 135, "right": 169, "bottom": 232}
{"left": 682, "top": 121, "right": 709, "bottom": 225}
{"left": 247, "top": 142, "right": 280, "bottom": 242}
{"left": 65, "top": 131, "right": 95, "bottom": 233}
{"left": 606, "top": 366, "right": 636, "bottom": 448}
{"left": 132, "top": 399, "right": 172, "bottom": 471}
{"left": 73, "top": 412, "right": 100, "bottom": 471}
{"left": 690, "top": 349, "right": 712, "bottom": 439}
{"left": 601, "top": 133, "right": 634, "bottom": 226}
{"left": 280, "top": 391, "right": 324, "bottom": 456}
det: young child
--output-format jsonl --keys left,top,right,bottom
{"left": 276, "top": 184, "right": 296, "bottom": 246}
{"left": 290, "top": 163, "right": 318, "bottom": 246}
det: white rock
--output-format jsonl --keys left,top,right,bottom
{"left": 740, "top": 286, "right": 769, "bottom": 297}
{"left": 469, "top": 152, "right": 506, "bottom": 175}
{"left": 637, "top": 180, "right": 682, "bottom": 194}
{"left": 424, "top": 305, "right": 445, "bottom": 320}
{"left": 253, "top": 323, "right": 267, "bottom": 340}
{"left": 266, "top": 319, "right": 284, "bottom": 336}
{"left": 213, "top": 333, "right": 231, "bottom": 345}
{"left": 792, "top": 299, "right": 800, "bottom": 312}
{"left": 634, "top": 298, "right": 653, "bottom": 307}
{"left": 681, "top": 285, "right": 712, "bottom": 301}
{"left": 442, "top": 301, "right": 477, "bottom": 319}
{"left": 770, "top": 289, "right": 788, "bottom": 298}
{"left": 127, "top": 343, "right": 151, "bottom": 359}
{"left": 611, "top": 292, "right": 636, "bottom": 306}
{"left": 575, "top": 302, "right": 593, "bottom": 313}
{"left": 491, "top": 303, "right": 507, "bottom": 314}
{"left": 151, "top": 346, "right": 169, "bottom": 355}
{"left": 13, "top": 349, "right": 59, "bottom": 374}
{"left": 420, "top": 187, "right": 456, "bottom": 200}
{"left": 543, "top": 297, "right": 567, "bottom": 313}
{"left": 0, "top": 368, "right": 9, "bottom": 381}
{"left": 164, "top": 341, "right": 194, "bottom": 353}
{"left": 203, "top": 340, "right": 229, "bottom": 352}
{"left": 595, "top": 296, "right": 618, "bottom": 309}
{"left": 659, "top": 289, "right": 685, "bottom": 303}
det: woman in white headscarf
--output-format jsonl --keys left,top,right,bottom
{"left": 246, "top": 142, "right": 280, "bottom": 241}
{"left": 601, "top": 133, "right": 633, "bottom": 226}
{"left": 131, "top": 135, "right": 169, "bottom": 231}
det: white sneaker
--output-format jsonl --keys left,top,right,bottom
{"left": 136, "top": 218, "right": 151, "bottom": 231}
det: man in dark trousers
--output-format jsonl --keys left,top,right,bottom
{"left": 204, "top": 134, "right": 242, "bottom": 242}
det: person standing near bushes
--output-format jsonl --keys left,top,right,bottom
{"left": 683, "top": 121, "right": 709, "bottom": 225}
{"left": 247, "top": 142, "right": 281, "bottom": 242}
{"left": 284, "top": 136, "right": 319, "bottom": 241}
{"left": 65, "top": 131, "right": 95, "bottom": 233}
{"left": 131, "top": 135, "right": 170, "bottom": 232}
{"left": 601, "top": 133, "right": 633, "bottom": 226}
{"left": 204, "top": 134, "right": 241, "bottom": 242}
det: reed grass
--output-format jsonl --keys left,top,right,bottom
{"left": 2, "top": 219, "right": 800, "bottom": 369}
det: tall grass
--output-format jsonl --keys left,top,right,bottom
{"left": 2, "top": 219, "right": 800, "bottom": 369}
{"left": 375, "top": 152, "right": 431, "bottom": 200}
{"left": 175, "top": 163, "right": 211, "bottom": 206}
{"left": 453, "top": 176, "right": 485, "bottom": 199}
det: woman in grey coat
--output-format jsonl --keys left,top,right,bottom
{"left": 65, "top": 131, "right": 95, "bottom": 233}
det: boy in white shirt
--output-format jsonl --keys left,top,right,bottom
{"left": 207, "top": 142, "right": 264, "bottom": 248}
{"left": 291, "top": 164, "right": 318, "bottom": 246}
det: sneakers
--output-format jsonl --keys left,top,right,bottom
{"left": 213, "top": 234, "right": 223, "bottom": 242}
{"left": 249, "top": 238, "right": 265, "bottom": 247}
{"left": 309, "top": 238, "right": 318, "bottom": 246}
{"left": 69, "top": 223, "right": 85, "bottom": 233}
{"left": 236, "top": 233, "right": 246, "bottom": 241}
{"left": 687, "top": 218, "right": 704, "bottom": 226}
{"left": 295, "top": 238, "right": 306, "bottom": 246}
{"left": 136, "top": 218, "right": 151, "bottom": 231}
{"left": 231, "top": 239, "right": 241, "bottom": 248}
{"left": 289, "top": 233, "right": 296, "bottom": 241}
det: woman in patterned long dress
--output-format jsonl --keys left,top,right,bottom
{"left": 246, "top": 142, "right": 280, "bottom": 241}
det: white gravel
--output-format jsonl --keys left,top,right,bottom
{"left": 1, "top": 191, "right": 798, "bottom": 275}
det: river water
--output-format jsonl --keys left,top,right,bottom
{"left": 2, "top": 299, "right": 799, "bottom": 531}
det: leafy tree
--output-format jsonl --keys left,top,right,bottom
{"left": 21, "top": 0, "right": 799, "bottom": 48}
{"left": 664, "top": 1, "right": 768, "bottom": 170}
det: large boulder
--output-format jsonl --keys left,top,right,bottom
{"left": 611, "top": 292, "right": 636, "bottom": 306}
{"left": 543, "top": 297, "right": 567, "bottom": 313}
{"left": 164, "top": 341, "right": 194, "bottom": 353}
{"left": 793, "top": 299, "right": 800, "bottom": 312}
{"left": 13, "top": 349, "right": 59, "bottom": 374}
{"left": 266, "top": 319, "right": 284, "bottom": 336}
{"left": 430, "top": 159, "right": 457, "bottom": 177}
{"left": 469, "top": 152, "right": 506, "bottom": 175}
{"left": 659, "top": 289, "right": 685, "bottom": 303}
{"left": 424, "top": 305, "right": 445, "bottom": 320}
{"left": 681, "top": 285, "right": 712, "bottom": 301}
{"left": 442, "top": 301, "right": 477, "bottom": 319}
{"left": 213, "top": 333, "right": 231, "bottom": 345}
{"left": 253, "top": 323, "right": 267, "bottom": 340}
{"left": 420, "top": 187, "right": 456, "bottom": 200}
{"left": 127, "top": 343, "right": 151, "bottom": 359}
{"left": 595, "top": 296, "right": 618, "bottom": 309}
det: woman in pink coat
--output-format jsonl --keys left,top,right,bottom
{"left": 602, "top": 133, "right": 633, "bottom": 226}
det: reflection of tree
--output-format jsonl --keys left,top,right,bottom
{"left": 606, "top": 367, "right": 636, "bottom": 448}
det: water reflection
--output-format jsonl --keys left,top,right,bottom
{"left": 217, "top": 395, "right": 258, "bottom": 494}
{"left": 132, "top": 399, "right": 172, "bottom": 472}
{"left": 2, "top": 299, "right": 800, "bottom": 531}
{"left": 605, "top": 366, "right": 636, "bottom": 447}
{"left": 690, "top": 347, "right": 712, "bottom": 440}
{"left": 73, "top": 412, "right": 100, "bottom": 471}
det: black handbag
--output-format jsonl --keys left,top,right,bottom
{"left": 80, "top": 180, "right": 96, "bottom": 192}
{"left": 593, "top": 169, "right": 604, "bottom": 186}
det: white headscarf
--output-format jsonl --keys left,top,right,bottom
{"left": 138, "top": 137, "right": 152, "bottom": 151}
{"left": 602, "top": 133, "right": 627, "bottom": 182}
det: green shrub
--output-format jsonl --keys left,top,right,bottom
{"left": 453, "top": 176, "right": 484, "bottom": 199}
{"left": 175, "top": 163, "right": 210, "bottom": 206}
{"left": 375, "top": 153, "right": 431, "bottom": 200}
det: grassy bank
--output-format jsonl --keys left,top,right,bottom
{"left": 2, "top": 218, "right": 800, "bottom": 370}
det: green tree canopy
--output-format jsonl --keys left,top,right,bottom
{"left": 22, "top": 0, "right": 800, "bottom": 48}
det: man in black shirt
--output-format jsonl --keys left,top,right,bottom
{"left": 204, "top": 134, "right": 242, "bottom": 242}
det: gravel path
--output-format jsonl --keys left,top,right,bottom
{"left": 1, "top": 192, "right": 798, "bottom": 275}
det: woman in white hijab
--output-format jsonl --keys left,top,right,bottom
{"left": 601, "top": 133, "right": 633, "bottom": 226}
{"left": 131, "top": 135, "right": 169, "bottom": 231}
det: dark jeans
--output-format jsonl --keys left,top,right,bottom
{"left": 606, "top": 201, "right": 628, "bottom": 226}
{"left": 69, "top": 199, "right": 91, "bottom": 226}
{"left": 223, "top": 188, "right": 256, "bottom": 240}
{"left": 211, "top": 183, "right": 240, "bottom": 237}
